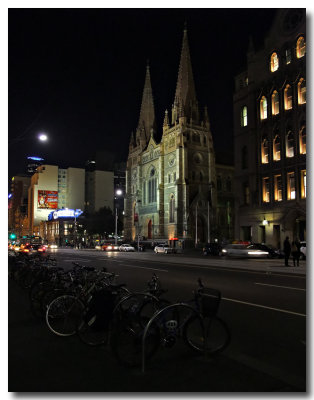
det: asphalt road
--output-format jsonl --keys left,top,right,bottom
{"left": 9, "top": 248, "right": 306, "bottom": 392}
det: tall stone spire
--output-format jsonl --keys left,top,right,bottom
{"left": 172, "top": 25, "right": 199, "bottom": 124}
{"left": 136, "top": 62, "right": 156, "bottom": 145}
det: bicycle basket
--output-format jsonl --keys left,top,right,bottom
{"left": 198, "top": 288, "right": 221, "bottom": 317}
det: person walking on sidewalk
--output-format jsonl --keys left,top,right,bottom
{"left": 291, "top": 238, "right": 301, "bottom": 267}
{"left": 283, "top": 236, "right": 291, "bottom": 266}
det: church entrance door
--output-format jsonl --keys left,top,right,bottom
{"left": 148, "top": 220, "right": 152, "bottom": 239}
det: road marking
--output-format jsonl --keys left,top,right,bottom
{"left": 254, "top": 282, "right": 306, "bottom": 291}
{"left": 222, "top": 296, "right": 306, "bottom": 317}
{"left": 118, "top": 263, "right": 168, "bottom": 272}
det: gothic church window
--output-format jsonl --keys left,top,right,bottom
{"left": 270, "top": 52, "right": 279, "bottom": 72}
{"left": 241, "top": 106, "right": 248, "bottom": 126}
{"left": 273, "top": 134, "right": 281, "bottom": 161}
{"left": 298, "top": 78, "right": 306, "bottom": 104}
{"left": 299, "top": 126, "right": 306, "bottom": 154}
{"left": 296, "top": 36, "right": 306, "bottom": 58}
{"left": 169, "top": 195, "right": 175, "bottom": 223}
{"left": 260, "top": 96, "right": 267, "bottom": 120}
{"left": 271, "top": 91, "right": 280, "bottom": 115}
{"left": 148, "top": 168, "right": 157, "bottom": 203}
{"left": 261, "top": 137, "right": 269, "bottom": 164}
{"left": 286, "top": 131, "right": 294, "bottom": 158}
{"left": 284, "top": 84, "right": 293, "bottom": 110}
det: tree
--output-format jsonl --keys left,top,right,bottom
{"left": 84, "top": 207, "right": 115, "bottom": 237}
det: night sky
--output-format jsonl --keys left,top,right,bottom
{"left": 8, "top": 8, "right": 277, "bottom": 181}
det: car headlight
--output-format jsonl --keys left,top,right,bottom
{"left": 222, "top": 249, "right": 227, "bottom": 253}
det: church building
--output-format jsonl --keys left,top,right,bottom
{"left": 124, "top": 27, "right": 233, "bottom": 246}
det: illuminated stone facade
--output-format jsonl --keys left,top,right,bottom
{"left": 233, "top": 9, "right": 306, "bottom": 246}
{"left": 124, "top": 28, "right": 234, "bottom": 245}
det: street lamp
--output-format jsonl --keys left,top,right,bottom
{"left": 115, "top": 189, "right": 123, "bottom": 245}
{"left": 38, "top": 133, "right": 48, "bottom": 142}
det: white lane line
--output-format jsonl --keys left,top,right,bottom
{"left": 118, "top": 263, "right": 168, "bottom": 272}
{"left": 222, "top": 297, "right": 306, "bottom": 317}
{"left": 254, "top": 282, "right": 306, "bottom": 291}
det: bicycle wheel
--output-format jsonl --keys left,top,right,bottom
{"left": 76, "top": 308, "right": 110, "bottom": 346}
{"left": 183, "top": 315, "right": 230, "bottom": 355}
{"left": 111, "top": 320, "right": 160, "bottom": 367}
{"left": 46, "top": 295, "right": 85, "bottom": 336}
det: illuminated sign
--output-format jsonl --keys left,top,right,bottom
{"left": 48, "top": 209, "right": 83, "bottom": 220}
{"left": 38, "top": 190, "right": 58, "bottom": 209}
{"left": 28, "top": 156, "right": 44, "bottom": 161}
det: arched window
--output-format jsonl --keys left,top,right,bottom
{"left": 260, "top": 96, "right": 267, "bottom": 120}
{"left": 296, "top": 36, "right": 306, "bottom": 58}
{"left": 286, "top": 131, "right": 294, "bottom": 158}
{"left": 148, "top": 168, "right": 157, "bottom": 203}
{"left": 270, "top": 52, "right": 279, "bottom": 72}
{"left": 271, "top": 91, "right": 280, "bottom": 115}
{"left": 273, "top": 135, "right": 281, "bottom": 161}
{"left": 241, "top": 106, "right": 248, "bottom": 127}
{"left": 242, "top": 146, "right": 248, "bottom": 169}
{"left": 298, "top": 78, "right": 306, "bottom": 104}
{"left": 261, "top": 138, "right": 269, "bottom": 164}
{"left": 284, "top": 84, "right": 293, "bottom": 110}
{"left": 169, "top": 195, "right": 175, "bottom": 223}
{"left": 299, "top": 126, "right": 306, "bottom": 154}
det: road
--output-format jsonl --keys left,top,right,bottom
{"left": 9, "top": 248, "right": 306, "bottom": 392}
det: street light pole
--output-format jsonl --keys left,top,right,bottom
{"left": 115, "top": 189, "right": 123, "bottom": 245}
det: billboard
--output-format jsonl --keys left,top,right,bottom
{"left": 37, "top": 190, "right": 58, "bottom": 209}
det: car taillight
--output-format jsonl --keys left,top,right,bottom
{"left": 38, "top": 248, "right": 43, "bottom": 252}
{"left": 24, "top": 249, "right": 29, "bottom": 253}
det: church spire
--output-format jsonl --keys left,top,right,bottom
{"left": 172, "top": 25, "right": 199, "bottom": 124}
{"left": 136, "top": 61, "right": 156, "bottom": 145}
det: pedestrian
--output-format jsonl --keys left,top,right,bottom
{"left": 283, "top": 236, "right": 291, "bottom": 266}
{"left": 291, "top": 239, "right": 300, "bottom": 267}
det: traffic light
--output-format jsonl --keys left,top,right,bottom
{"left": 9, "top": 233, "right": 17, "bottom": 240}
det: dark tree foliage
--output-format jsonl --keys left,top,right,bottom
{"left": 84, "top": 207, "right": 115, "bottom": 236}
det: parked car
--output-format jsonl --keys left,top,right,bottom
{"left": 154, "top": 244, "right": 173, "bottom": 254}
{"left": 300, "top": 241, "right": 306, "bottom": 259}
{"left": 221, "top": 243, "right": 269, "bottom": 258}
{"left": 202, "top": 242, "right": 222, "bottom": 256}
{"left": 119, "top": 244, "right": 135, "bottom": 252}
{"left": 102, "top": 243, "right": 119, "bottom": 251}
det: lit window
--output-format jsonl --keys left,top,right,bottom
{"left": 299, "top": 126, "right": 306, "bottom": 154}
{"left": 261, "top": 138, "right": 269, "bottom": 164}
{"left": 270, "top": 52, "right": 279, "bottom": 72}
{"left": 273, "top": 135, "right": 281, "bottom": 161}
{"left": 274, "top": 175, "right": 282, "bottom": 202}
{"left": 287, "top": 172, "right": 296, "bottom": 200}
{"left": 285, "top": 48, "right": 291, "bottom": 64}
{"left": 298, "top": 78, "right": 306, "bottom": 104}
{"left": 286, "top": 131, "right": 294, "bottom": 158}
{"left": 169, "top": 195, "right": 175, "bottom": 223}
{"left": 262, "top": 178, "right": 270, "bottom": 203}
{"left": 272, "top": 91, "right": 280, "bottom": 115}
{"left": 284, "top": 85, "right": 293, "bottom": 110}
{"left": 241, "top": 106, "right": 248, "bottom": 127}
{"left": 260, "top": 96, "right": 267, "bottom": 120}
{"left": 296, "top": 36, "right": 306, "bottom": 58}
{"left": 301, "top": 170, "right": 306, "bottom": 198}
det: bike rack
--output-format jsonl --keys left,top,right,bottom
{"left": 141, "top": 303, "right": 200, "bottom": 373}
